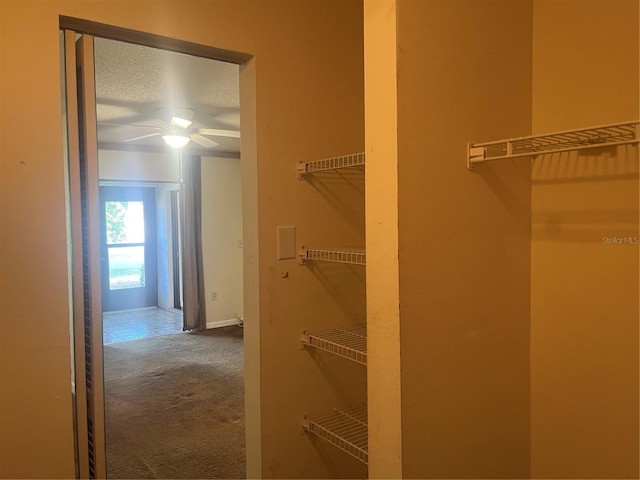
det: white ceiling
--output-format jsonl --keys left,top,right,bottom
{"left": 94, "top": 37, "right": 240, "bottom": 155}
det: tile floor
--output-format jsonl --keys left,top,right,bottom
{"left": 102, "top": 307, "right": 183, "bottom": 344}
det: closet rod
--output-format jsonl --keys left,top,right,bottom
{"left": 467, "top": 120, "right": 639, "bottom": 170}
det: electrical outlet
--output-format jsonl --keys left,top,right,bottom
{"left": 211, "top": 291, "right": 218, "bottom": 301}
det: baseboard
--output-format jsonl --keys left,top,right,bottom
{"left": 206, "top": 318, "right": 241, "bottom": 329}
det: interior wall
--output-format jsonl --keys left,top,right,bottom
{"left": 155, "top": 184, "right": 176, "bottom": 310}
{"left": 530, "top": 0, "right": 640, "bottom": 478}
{"left": 363, "top": 1, "right": 402, "bottom": 478}
{"left": 395, "top": 1, "right": 533, "bottom": 478}
{"left": 0, "top": 1, "right": 364, "bottom": 479}
{"left": 201, "top": 156, "right": 243, "bottom": 327}
{"left": 98, "top": 149, "right": 180, "bottom": 182}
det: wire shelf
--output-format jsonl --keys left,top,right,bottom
{"left": 302, "top": 324, "right": 367, "bottom": 365}
{"left": 467, "top": 121, "right": 639, "bottom": 169}
{"left": 298, "top": 247, "right": 366, "bottom": 266}
{"left": 303, "top": 404, "right": 368, "bottom": 465}
{"left": 297, "top": 152, "right": 365, "bottom": 179}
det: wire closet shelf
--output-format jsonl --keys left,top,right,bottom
{"left": 297, "top": 152, "right": 366, "bottom": 179}
{"left": 467, "top": 121, "right": 639, "bottom": 170}
{"left": 298, "top": 247, "right": 366, "bottom": 266}
{"left": 301, "top": 323, "right": 367, "bottom": 365}
{"left": 302, "top": 404, "right": 368, "bottom": 465}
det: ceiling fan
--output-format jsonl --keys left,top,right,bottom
{"left": 110, "top": 107, "right": 240, "bottom": 149}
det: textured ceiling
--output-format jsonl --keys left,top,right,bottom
{"left": 94, "top": 37, "right": 240, "bottom": 154}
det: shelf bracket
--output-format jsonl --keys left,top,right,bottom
{"left": 296, "top": 162, "right": 308, "bottom": 180}
{"left": 506, "top": 141, "right": 513, "bottom": 157}
{"left": 300, "top": 330, "right": 310, "bottom": 349}
{"left": 301, "top": 416, "right": 311, "bottom": 431}
{"left": 298, "top": 246, "right": 309, "bottom": 265}
{"left": 467, "top": 144, "right": 486, "bottom": 170}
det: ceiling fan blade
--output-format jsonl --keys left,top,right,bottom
{"left": 197, "top": 128, "right": 241, "bottom": 138}
{"left": 190, "top": 134, "right": 219, "bottom": 148}
{"left": 124, "top": 132, "right": 162, "bottom": 142}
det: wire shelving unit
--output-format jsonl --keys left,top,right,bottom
{"left": 297, "top": 149, "right": 368, "bottom": 471}
{"left": 301, "top": 323, "right": 367, "bottom": 365}
{"left": 302, "top": 404, "right": 368, "bottom": 465}
{"left": 298, "top": 247, "right": 366, "bottom": 266}
{"left": 297, "top": 152, "right": 365, "bottom": 179}
{"left": 467, "top": 121, "right": 639, "bottom": 170}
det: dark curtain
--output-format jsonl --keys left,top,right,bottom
{"left": 181, "top": 153, "right": 206, "bottom": 331}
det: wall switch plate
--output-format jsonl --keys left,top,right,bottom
{"left": 277, "top": 226, "right": 296, "bottom": 260}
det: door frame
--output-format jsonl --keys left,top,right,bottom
{"left": 61, "top": 17, "right": 261, "bottom": 479}
{"left": 171, "top": 190, "right": 183, "bottom": 310}
{"left": 63, "top": 31, "right": 106, "bottom": 478}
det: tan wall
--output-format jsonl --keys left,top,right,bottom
{"left": 395, "top": 1, "right": 533, "bottom": 477}
{"left": 201, "top": 156, "right": 244, "bottom": 327}
{"left": 531, "top": 0, "right": 640, "bottom": 478}
{"left": 0, "top": 1, "right": 364, "bottom": 478}
{"left": 364, "top": 1, "right": 403, "bottom": 478}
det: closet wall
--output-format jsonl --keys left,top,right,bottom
{"left": 0, "top": 2, "right": 365, "bottom": 478}
{"left": 530, "top": 1, "right": 639, "bottom": 478}
{"left": 394, "top": 1, "right": 533, "bottom": 478}
{"left": 2, "top": 1, "right": 636, "bottom": 478}
{"left": 373, "top": 1, "right": 638, "bottom": 478}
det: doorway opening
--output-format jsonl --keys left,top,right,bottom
{"left": 100, "top": 184, "right": 182, "bottom": 344}
{"left": 61, "top": 20, "right": 258, "bottom": 479}
{"left": 100, "top": 186, "right": 158, "bottom": 312}
{"left": 98, "top": 179, "right": 184, "bottom": 344}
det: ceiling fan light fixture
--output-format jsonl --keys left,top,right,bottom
{"left": 163, "top": 134, "right": 190, "bottom": 148}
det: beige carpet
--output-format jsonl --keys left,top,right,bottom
{"left": 104, "top": 326, "right": 245, "bottom": 479}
